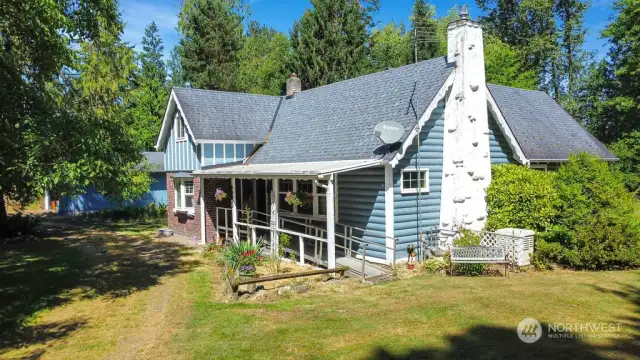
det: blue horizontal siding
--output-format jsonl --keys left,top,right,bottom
{"left": 393, "top": 101, "right": 445, "bottom": 257}
{"left": 337, "top": 167, "right": 387, "bottom": 260}
{"left": 488, "top": 112, "right": 515, "bottom": 164}
{"left": 59, "top": 173, "right": 167, "bottom": 214}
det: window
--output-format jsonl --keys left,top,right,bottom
{"left": 401, "top": 168, "right": 429, "bottom": 194}
{"left": 176, "top": 114, "right": 185, "bottom": 141}
{"left": 278, "top": 179, "right": 331, "bottom": 218}
{"left": 174, "top": 178, "right": 194, "bottom": 213}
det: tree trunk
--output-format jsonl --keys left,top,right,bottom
{"left": 0, "top": 193, "right": 7, "bottom": 236}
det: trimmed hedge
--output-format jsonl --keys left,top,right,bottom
{"left": 486, "top": 154, "right": 640, "bottom": 270}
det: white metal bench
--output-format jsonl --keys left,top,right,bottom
{"left": 450, "top": 246, "right": 509, "bottom": 277}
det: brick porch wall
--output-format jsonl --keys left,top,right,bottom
{"left": 167, "top": 173, "right": 232, "bottom": 243}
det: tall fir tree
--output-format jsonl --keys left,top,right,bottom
{"left": 178, "top": 0, "right": 246, "bottom": 90}
{"left": 167, "top": 45, "right": 186, "bottom": 88}
{"left": 290, "top": 0, "right": 378, "bottom": 90}
{"left": 410, "top": 0, "right": 439, "bottom": 61}
{"left": 129, "top": 22, "right": 168, "bottom": 150}
{"left": 0, "top": 0, "right": 148, "bottom": 230}
{"left": 237, "top": 22, "right": 291, "bottom": 95}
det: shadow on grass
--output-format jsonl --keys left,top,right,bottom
{"left": 0, "top": 223, "right": 198, "bottom": 356}
{"left": 373, "top": 280, "right": 640, "bottom": 360}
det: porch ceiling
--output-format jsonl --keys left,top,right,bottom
{"left": 192, "top": 159, "right": 384, "bottom": 178}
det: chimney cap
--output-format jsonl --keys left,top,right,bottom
{"left": 459, "top": 5, "right": 470, "bottom": 19}
{"left": 290, "top": 73, "right": 297, "bottom": 78}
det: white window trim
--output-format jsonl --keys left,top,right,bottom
{"left": 174, "top": 178, "right": 195, "bottom": 214}
{"left": 277, "top": 179, "right": 332, "bottom": 219}
{"left": 175, "top": 114, "right": 187, "bottom": 142}
{"left": 400, "top": 168, "right": 430, "bottom": 194}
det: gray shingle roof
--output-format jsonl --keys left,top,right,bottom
{"left": 142, "top": 151, "right": 164, "bottom": 172}
{"left": 487, "top": 84, "right": 616, "bottom": 161}
{"left": 250, "top": 56, "right": 453, "bottom": 164}
{"left": 173, "top": 87, "right": 281, "bottom": 142}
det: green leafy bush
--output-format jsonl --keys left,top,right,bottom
{"left": 489, "top": 154, "right": 640, "bottom": 270}
{"left": 552, "top": 154, "right": 640, "bottom": 269}
{"left": 452, "top": 229, "right": 485, "bottom": 276}
{"left": 485, "top": 164, "right": 558, "bottom": 232}
{"left": 423, "top": 258, "right": 447, "bottom": 274}
{"left": 609, "top": 131, "right": 640, "bottom": 195}
{"left": 1, "top": 214, "right": 39, "bottom": 241}
{"left": 81, "top": 203, "right": 167, "bottom": 222}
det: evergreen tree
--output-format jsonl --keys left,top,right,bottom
{"left": 237, "top": 22, "right": 291, "bottom": 95}
{"left": 290, "top": 0, "right": 378, "bottom": 89}
{"left": 178, "top": 0, "right": 246, "bottom": 90}
{"left": 556, "top": 0, "right": 588, "bottom": 99}
{"left": 484, "top": 35, "right": 537, "bottom": 89}
{"left": 129, "top": 22, "right": 168, "bottom": 150}
{"left": 410, "top": 0, "right": 439, "bottom": 61}
{"left": 369, "top": 22, "right": 412, "bottom": 71}
{"left": 167, "top": 45, "right": 186, "bottom": 88}
{"left": 0, "top": 0, "right": 147, "bottom": 231}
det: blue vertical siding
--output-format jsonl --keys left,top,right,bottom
{"left": 59, "top": 173, "right": 167, "bottom": 214}
{"left": 165, "top": 111, "right": 200, "bottom": 171}
{"left": 337, "top": 167, "right": 387, "bottom": 260}
{"left": 393, "top": 102, "right": 445, "bottom": 256}
{"left": 488, "top": 112, "right": 515, "bottom": 164}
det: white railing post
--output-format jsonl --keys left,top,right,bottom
{"left": 270, "top": 178, "right": 279, "bottom": 255}
{"left": 251, "top": 227, "right": 257, "bottom": 246}
{"left": 299, "top": 236, "right": 305, "bottom": 266}
{"left": 231, "top": 178, "right": 239, "bottom": 243}
{"left": 200, "top": 177, "right": 206, "bottom": 244}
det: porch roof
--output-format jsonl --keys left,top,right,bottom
{"left": 192, "top": 159, "right": 384, "bottom": 178}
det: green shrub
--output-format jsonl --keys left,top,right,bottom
{"left": 423, "top": 258, "right": 447, "bottom": 273}
{"left": 452, "top": 230, "right": 485, "bottom": 276}
{"left": 609, "top": 131, "right": 640, "bottom": 195}
{"left": 485, "top": 164, "right": 558, "bottom": 232}
{"left": 552, "top": 153, "right": 640, "bottom": 269}
{"left": 1, "top": 214, "right": 39, "bottom": 241}
{"left": 223, "top": 240, "right": 263, "bottom": 272}
{"left": 531, "top": 239, "right": 565, "bottom": 270}
{"left": 81, "top": 202, "right": 166, "bottom": 222}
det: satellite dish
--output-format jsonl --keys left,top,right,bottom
{"left": 374, "top": 121, "right": 405, "bottom": 144}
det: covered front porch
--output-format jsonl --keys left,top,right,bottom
{"left": 193, "top": 160, "right": 398, "bottom": 278}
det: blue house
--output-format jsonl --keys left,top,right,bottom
{"left": 58, "top": 152, "right": 168, "bottom": 214}
{"left": 156, "top": 9, "right": 615, "bottom": 269}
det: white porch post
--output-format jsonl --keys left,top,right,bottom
{"left": 384, "top": 164, "right": 395, "bottom": 265}
{"left": 199, "top": 177, "right": 206, "bottom": 244}
{"left": 326, "top": 174, "right": 336, "bottom": 268}
{"left": 270, "top": 178, "right": 280, "bottom": 254}
{"left": 231, "top": 177, "right": 239, "bottom": 242}
{"left": 44, "top": 190, "right": 50, "bottom": 212}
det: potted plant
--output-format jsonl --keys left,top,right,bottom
{"left": 285, "top": 191, "right": 313, "bottom": 207}
{"left": 214, "top": 188, "right": 228, "bottom": 202}
{"left": 407, "top": 244, "right": 416, "bottom": 270}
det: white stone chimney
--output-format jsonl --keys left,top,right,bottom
{"left": 439, "top": 5, "right": 491, "bottom": 239}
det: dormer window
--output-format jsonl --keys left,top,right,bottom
{"left": 176, "top": 113, "right": 186, "bottom": 141}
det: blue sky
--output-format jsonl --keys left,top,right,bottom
{"left": 119, "top": 0, "right": 617, "bottom": 61}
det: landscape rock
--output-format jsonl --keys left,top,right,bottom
{"left": 292, "top": 284, "right": 310, "bottom": 294}
{"left": 277, "top": 286, "right": 293, "bottom": 296}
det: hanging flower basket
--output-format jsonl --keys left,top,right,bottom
{"left": 214, "top": 188, "right": 228, "bottom": 202}
{"left": 285, "top": 191, "right": 313, "bottom": 207}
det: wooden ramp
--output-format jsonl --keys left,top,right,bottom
{"left": 336, "top": 256, "right": 388, "bottom": 279}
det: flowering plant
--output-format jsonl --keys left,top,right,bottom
{"left": 214, "top": 188, "right": 227, "bottom": 202}
{"left": 285, "top": 191, "right": 313, "bottom": 207}
{"left": 224, "top": 239, "right": 263, "bottom": 277}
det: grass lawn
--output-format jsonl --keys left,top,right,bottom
{"left": 1, "top": 220, "right": 638, "bottom": 359}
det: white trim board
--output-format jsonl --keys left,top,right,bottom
{"left": 389, "top": 72, "right": 454, "bottom": 168}
{"left": 485, "top": 86, "right": 528, "bottom": 165}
